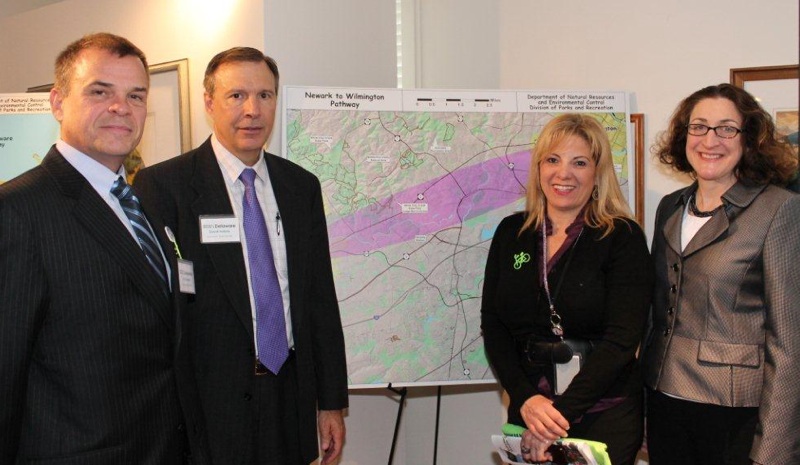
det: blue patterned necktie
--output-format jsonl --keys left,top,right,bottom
{"left": 240, "top": 168, "right": 289, "bottom": 374}
{"left": 111, "top": 177, "right": 169, "bottom": 293}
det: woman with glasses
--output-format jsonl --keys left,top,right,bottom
{"left": 481, "top": 114, "right": 653, "bottom": 465}
{"left": 642, "top": 83, "right": 800, "bottom": 465}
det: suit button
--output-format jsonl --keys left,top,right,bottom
{"left": 177, "top": 423, "right": 185, "bottom": 432}
{"left": 663, "top": 328, "right": 671, "bottom": 336}
{"left": 668, "top": 307, "right": 675, "bottom": 315}
{"left": 244, "top": 392, "right": 252, "bottom": 401}
{"left": 671, "top": 263, "right": 679, "bottom": 272}
{"left": 670, "top": 284, "right": 677, "bottom": 293}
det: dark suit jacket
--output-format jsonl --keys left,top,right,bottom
{"left": 480, "top": 213, "right": 652, "bottom": 425}
{"left": 642, "top": 181, "right": 800, "bottom": 464}
{"left": 134, "top": 138, "right": 349, "bottom": 465}
{"left": 0, "top": 147, "right": 209, "bottom": 464}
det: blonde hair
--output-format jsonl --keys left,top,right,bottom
{"left": 520, "top": 113, "right": 633, "bottom": 237}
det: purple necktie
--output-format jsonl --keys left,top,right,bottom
{"left": 240, "top": 168, "right": 289, "bottom": 374}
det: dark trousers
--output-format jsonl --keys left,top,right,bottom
{"left": 646, "top": 388, "right": 758, "bottom": 465}
{"left": 567, "top": 392, "right": 643, "bottom": 465}
{"left": 250, "top": 354, "right": 304, "bottom": 465}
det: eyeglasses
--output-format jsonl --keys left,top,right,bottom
{"left": 686, "top": 123, "right": 742, "bottom": 139}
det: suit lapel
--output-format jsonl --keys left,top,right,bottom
{"left": 148, "top": 211, "right": 183, "bottom": 355}
{"left": 682, "top": 212, "right": 730, "bottom": 257}
{"left": 42, "top": 148, "right": 172, "bottom": 326}
{"left": 664, "top": 181, "right": 767, "bottom": 258}
{"left": 662, "top": 192, "right": 686, "bottom": 257}
{"left": 189, "top": 141, "right": 254, "bottom": 339}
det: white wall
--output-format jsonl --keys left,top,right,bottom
{"left": 263, "top": 1, "right": 397, "bottom": 154}
{"left": 414, "top": 0, "right": 799, "bottom": 239}
{"left": 0, "top": 0, "right": 266, "bottom": 150}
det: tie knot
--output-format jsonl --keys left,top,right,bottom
{"left": 111, "top": 177, "right": 133, "bottom": 201}
{"left": 240, "top": 169, "right": 257, "bottom": 189}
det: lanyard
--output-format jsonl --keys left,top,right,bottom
{"left": 541, "top": 220, "right": 583, "bottom": 339}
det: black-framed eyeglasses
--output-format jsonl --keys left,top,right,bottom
{"left": 686, "top": 123, "right": 742, "bottom": 139}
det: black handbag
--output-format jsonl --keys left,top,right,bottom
{"left": 521, "top": 336, "right": 594, "bottom": 366}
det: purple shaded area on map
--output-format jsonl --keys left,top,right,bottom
{"left": 328, "top": 150, "right": 531, "bottom": 256}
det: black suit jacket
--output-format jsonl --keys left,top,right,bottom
{"left": 135, "top": 138, "right": 348, "bottom": 465}
{"left": 480, "top": 213, "right": 653, "bottom": 425}
{"left": 0, "top": 147, "right": 209, "bottom": 464}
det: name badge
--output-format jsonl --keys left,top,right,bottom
{"left": 177, "top": 259, "right": 196, "bottom": 294}
{"left": 554, "top": 355, "right": 581, "bottom": 395}
{"left": 199, "top": 215, "right": 240, "bottom": 243}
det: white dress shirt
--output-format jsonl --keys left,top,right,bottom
{"left": 210, "top": 135, "right": 294, "bottom": 350}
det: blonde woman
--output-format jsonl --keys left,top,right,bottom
{"left": 481, "top": 114, "right": 652, "bottom": 465}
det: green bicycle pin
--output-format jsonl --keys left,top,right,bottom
{"left": 513, "top": 251, "right": 530, "bottom": 270}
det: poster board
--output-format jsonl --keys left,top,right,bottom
{"left": 283, "top": 87, "right": 632, "bottom": 387}
{"left": 0, "top": 93, "right": 59, "bottom": 185}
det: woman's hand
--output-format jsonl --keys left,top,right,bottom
{"left": 520, "top": 428, "right": 554, "bottom": 463}
{"left": 520, "top": 394, "right": 569, "bottom": 442}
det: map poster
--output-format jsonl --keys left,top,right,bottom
{"left": 0, "top": 93, "right": 59, "bottom": 185}
{"left": 283, "top": 87, "right": 630, "bottom": 387}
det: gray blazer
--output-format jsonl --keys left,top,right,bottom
{"left": 642, "top": 181, "right": 800, "bottom": 464}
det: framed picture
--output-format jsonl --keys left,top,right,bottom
{"left": 131, "top": 59, "right": 192, "bottom": 179}
{"left": 26, "top": 83, "right": 54, "bottom": 93}
{"left": 730, "top": 65, "right": 799, "bottom": 152}
{"left": 26, "top": 58, "right": 192, "bottom": 182}
{"left": 630, "top": 113, "right": 645, "bottom": 226}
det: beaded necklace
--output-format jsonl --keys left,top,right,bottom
{"left": 688, "top": 194, "right": 722, "bottom": 218}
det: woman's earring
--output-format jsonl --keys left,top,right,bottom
{"left": 592, "top": 185, "right": 599, "bottom": 200}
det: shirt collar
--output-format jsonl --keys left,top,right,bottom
{"left": 211, "top": 134, "right": 267, "bottom": 186}
{"left": 56, "top": 139, "right": 126, "bottom": 194}
{"left": 543, "top": 205, "right": 587, "bottom": 237}
{"left": 675, "top": 180, "right": 767, "bottom": 210}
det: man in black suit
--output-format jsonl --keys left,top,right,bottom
{"left": 0, "top": 33, "right": 209, "bottom": 464}
{"left": 135, "top": 47, "right": 348, "bottom": 465}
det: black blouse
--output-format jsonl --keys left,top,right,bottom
{"left": 480, "top": 212, "right": 653, "bottom": 424}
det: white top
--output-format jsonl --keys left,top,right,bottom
{"left": 681, "top": 200, "right": 713, "bottom": 252}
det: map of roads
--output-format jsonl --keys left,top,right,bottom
{"left": 283, "top": 87, "right": 630, "bottom": 387}
{"left": 0, "top": 94, "right": 58, "bottom": 185}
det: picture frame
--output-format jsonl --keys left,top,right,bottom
{"left": 26, "top": 58, "right": 192, "bottom": 180}
{"left": 730, "top": 65, "right": 799, "bottom": 152}
{"left": 730, "top": 64, "right": 798, "bottom": 88}
{"left": 135, "top": 58, "right": 192, "bottom": 170}
{"left": 26, "top": 83, "right": 54, "bottom": 93}
{"left": 630, "top": 113, "right": 645, "bottom": 226}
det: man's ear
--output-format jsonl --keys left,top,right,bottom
{"left": 50, "top": 88, "right": 64, "bottom": 122}
{"left": 204, "top": 92, "right": 214, "bottom": 114}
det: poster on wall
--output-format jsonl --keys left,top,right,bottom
{"left": 283, "top": 86, "right": 631, "bottom": 388}
{"left": 0, "top": 93, "right": 59, "bottom": 185}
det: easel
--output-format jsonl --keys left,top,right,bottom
{"left": 385, "top": 383, "right": 444, "bottom": 465}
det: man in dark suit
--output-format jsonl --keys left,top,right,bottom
{"left": 135, "top": 47, "right": 348, "bottom": 465}
{"left": 0, "top": 33, "right": 209, "bottom": 464}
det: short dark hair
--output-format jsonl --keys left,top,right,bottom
{"left": 54, "top": 33, "right": 148, "bottom": 96}
{"left": 203, "top": 47, "right": 280, "bottom": 96}
{"left": 653, "top": 83, "right": 797, "bottom": 185}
